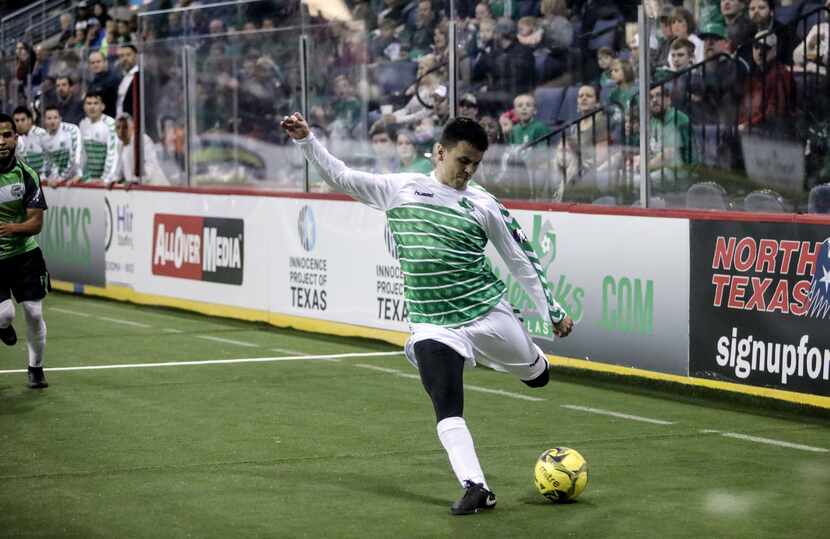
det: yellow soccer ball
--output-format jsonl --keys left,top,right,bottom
{"left": 534, "top": 447, "right": 589, "bottom": 502}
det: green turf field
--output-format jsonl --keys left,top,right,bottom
{"left": 2, "top": 292, "right": 829, "bottom": 538}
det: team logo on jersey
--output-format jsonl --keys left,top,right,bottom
{"left": 298, "top": 205, "right": 316, "bottom": 252}
{"left": 10, "top": 184, "right": 25, "bottom": 199}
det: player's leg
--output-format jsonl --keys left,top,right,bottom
{"left": 0, "top": 295, "right": 16, "bottom": 346}
{"left": 11, "top": 249, "right": 49, "bottom": 388}
{"left": 413, "top": 339, "right": 496, "bottom": 514}
{"left": 466, "top": 299, "right": 550, "bottom": 388}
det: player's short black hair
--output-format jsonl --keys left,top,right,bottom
{"left": 12, "top": 106, "right": 33, "bottom": 119}
{"left": 44, "top": 105, "right": 61, "bottom": 115}
{"left": 121, "top": 44, "right": 137, "bottom": 53}
{"left": 0, "top": 112, "right": 15, "bottom": 129}
{"left": 84, "top": 91, "right": 104, "bottom": 102}
{"left": 439, "top": 117, "right": 489, "bottom": 153}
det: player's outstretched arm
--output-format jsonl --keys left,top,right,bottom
{"left": 280, "top": 112, "right": 398, "bottom": 211}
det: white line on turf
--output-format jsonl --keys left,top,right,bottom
{"left": 561, "top": 404, "right": 674, "bottom": 425}
{"left": 0, "top": 351, "right": 404, "bottom": 374}
{"left": 96, "top": 316, "right": 152, "bottom": 328}
{"left": 162, "top": 329, "right": 184, "bottom": 334}
{"left": 718, "top": 432, "right": 828, "bottom": 453}
{"left": 196, "top": 335, "right": 259, "bottom": 347}
{"left": 271, "top": 347, "right": 309, "bottom": 356}
{"left": 50, "top": 307, "right": 91, "bottom": 317}
{"left": 354, "top": 364, "right": 546, "bottom": 402}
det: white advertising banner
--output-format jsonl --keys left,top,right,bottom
{"left": 84, "top": 188, "right": 689, "bottom": 374}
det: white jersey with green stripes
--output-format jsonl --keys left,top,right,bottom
{"left": 295, "top": 134, "right": 566, "bottom": 328}
{"left": 16, "top": 125, "right": 48, "bottom": 176}
{"left": 79, "top": 114, "right": 119, "bottom": 183}
{"left": 42, "top": 122, "right": 83, "bottom": 181}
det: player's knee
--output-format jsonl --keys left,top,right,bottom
{"left": 21, "top": 300, "right": 43, "bottom": 324}
{"left": 522, "top": 363, "right": 550, "bottom": 388}
{"left": 0, "top": 300, "right": 14, "bottom": 327}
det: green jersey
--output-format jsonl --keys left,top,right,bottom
{"left": 296, "top": 134, "right": 566, "bottom": 328}
{"left": 508, "top": 119, "right": 551, "bottom": 146}
{"left": 0, "top": 157, "right": 47, "bottom": 260}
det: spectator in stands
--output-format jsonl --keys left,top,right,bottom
{"left": 85, "top": 17, "right": 105, "bottom": 50}
{"left": 746, "top": 0, "right": 795, "bottom": 62}
{"left": 331, "top": 74, "right": 364, "bottom": 139}
{"left": 401, "top": 0, "right": 439, "bottom": 57}
{"left": 490, "top": 0, "right": 520, "bottom": 19}
{"left": 157, "top": 116, "right": 185, "bottom": 183}
{"left": 87, "top": 51, "right": 121, "bottom": 117}
{"left": 538, "top": 0, "right": 573, "bottom": 82}
{"left": 553, "top": 84, "right": 610, "bottom": 187}
{"left": 30, "top": 46, "right": 51, "bottom": 91}
{"left": 738, "top": 31, "right": 795, "bottom": 135}
{"left": 498, "top": 110, "right": 515, "bottom": 140}
{"left": 669, "top": 7, "right": 704, "bottom": 67}
{"left": 116, "top": 18, "right": 136, "bottom": 45}
{"left": 508, "top": 94, "right": 550, "bottom": 145}
{"left": 479, "top": 115, "right": 504, "bottom": 145}
{"left": 377, "top": 0, "right": 408, "bottom": 28}
{"left": 57, "top": 13, "right": 75, "bottom": 48}
{"left": 693, "top": 21, "right": 747, "bottom": 127}
{"left": 471, "top": 1, "right": 495, "bottom": 30}
{"left": 721, "top": 0, "right": 755, "bottom": 51}
{"left": 99, "top": 19, "right": 119, "bottom": 59}
{"left": 114, "top": 114, "right": 169, "bottom": 186}
{"left": 517, "top": 17, "right": 543, "bottom": 48}
{"left": 458, "top": 93, "right": 481, "bottom": 120}
{"left": 466, "top": 18, "right": 497, "bottom": 83}
{"left": 370, "top": 18, "right": 402, "bottom": 61}
{"left": 15, "top": 42, "right": 35, "bottom": 96}
{"left": 432, "top": 20, "right": 451, "bottom": 66}
{"left": 396, "top": 129, "right": 433, "bottom": 173}
{"left": 596, "top": 47, "right": 616, "bottom": 86}
{"left": 66, "top": 21, "right": 87, "bottom": 50}
{"left": 608, "top": 59, "right": 637, "bottom": 111}
{"left": 793, "top": 4, "right": 829, "bottom": 75}
{"left": 642, "top": 82, "right": 694, "bottom": 192}
{"left": 413, "top": 114, "right": 438, "bottom": 154}
{"left": 41, "top": 106, "right": 82, "bottom": 186}
{"left": 116, "top": 45, "right": 138, "bottom": 119}
{"left": 652, "top": 4, "right": 676, "bottom": 70}
{"left": 475, "top": 18, "right": 536, "bottom": 110}
{"left": 92, "top": 2, "right": 110, "bottom": 26}
{"left": 431, "top": 83, "right": 451, "bottom": 125}
{"left": 369, "top": 121, "right": 399, "bottom": 173}
{"left": 52, "top": 75, "right": 84, "bottom": 125}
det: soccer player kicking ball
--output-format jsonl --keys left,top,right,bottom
{"left": 0, "top": 112, "right": 50, "bottom": 389}
{"left": 281, "top": 112, "right": 573, "bottom": 515}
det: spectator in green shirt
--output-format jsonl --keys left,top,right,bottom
{"left": 643, "top": 83, "right": 695, "bottom": 192}
{"left": 396, "top": 130, "right": 433, "bottom": 173}
{"left": 506, "top": 94, "right": 551, "bottom": 145}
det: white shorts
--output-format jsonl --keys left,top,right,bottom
{"left": 404, "top": 297, "right": 548, "bottom": 382}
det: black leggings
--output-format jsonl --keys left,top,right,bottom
{"left": 414, "top": 339, "right": 466, "bottom": 423}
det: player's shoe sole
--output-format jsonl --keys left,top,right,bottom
{"left": 27, "top": 367, "right": 48, "bottom": 389}
{"left": 450, "top": 481, "right": 496, "bottom": 515}
{"left": 0, "top": 324, "right": 16, "bottom": 346}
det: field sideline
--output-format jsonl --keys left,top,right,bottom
{"left": 1, "top": 292, "right": 829, "bottom": 538}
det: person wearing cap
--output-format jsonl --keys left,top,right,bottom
{"left": 738, "top": 30, "right": 795, "bottom": 135}
{"left": 693, "top": 20, "right": 749, "bottom": 127}
{"left": 85, "top": 17, "right": 105, "bottom": 50}
{"left": 458, "top": 93, "right": 479, "bottom": 121}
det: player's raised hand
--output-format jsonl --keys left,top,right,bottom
{"left": 280, "top": 112, "right": 310, "bottom": 140}
{"left": 553, "top": 315, "right": 574, "bottom": 338}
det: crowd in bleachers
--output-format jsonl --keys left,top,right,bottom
{"left": 3, "top": 0, "right": 830, "bottom": 210}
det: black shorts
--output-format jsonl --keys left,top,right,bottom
{"left": 0, "top": 247, "right": 51, "bottom": 303}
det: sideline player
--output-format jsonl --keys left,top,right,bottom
{"left": 41, "top": 106, "right": 83, "bottom": 187}
{"left": 0, "top": 112, "right": 50, "bottom": 389}
{"left": 281, "top": 112, "right": 573, "bottom": 515}
{"left": 79, "top": 92, "right": 119, "bottom": 185}
{"left": 12, "top": 106, "right": 47, "bottom": 177}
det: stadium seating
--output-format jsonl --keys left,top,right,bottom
{"left": 808, "top": 182, "right": 830, "bottom": 213}
{"left": 534, "top": 87, "right": 566, "bottom": 127}
{"left": 587, "top": 17, "right": 621, "bottom": 50}
{"left": 686, "top": 181, "right": 729, "bottom": 210}
{"left": 557, "top": 85, "right": 581, "bottom": 124}
{"left": 373, "top": 60, "right": 418, "bottom": 96}
{"left": 743, "top": 189, "right": 786, "bottom": 212}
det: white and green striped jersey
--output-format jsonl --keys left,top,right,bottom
{"left": 295, "top": 134, "right": 566, "bottom": 328}
{"left": 42, "top": 122, "right": 83, "bottom": 181}
{"left": 79, "top": 114, "right": 119, "bottom": 183}
{"left": 16, "top": 125, "right": 48, "bottom": 176}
